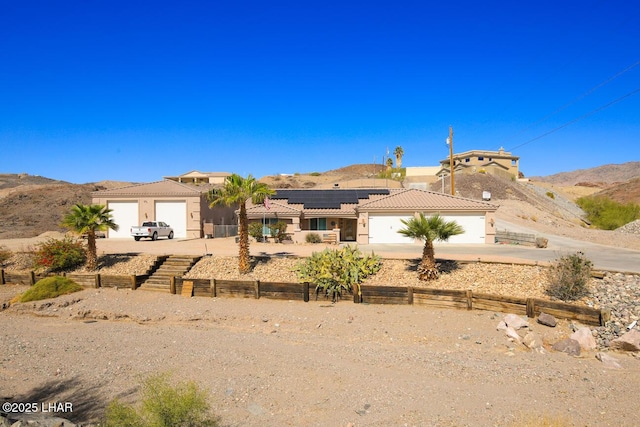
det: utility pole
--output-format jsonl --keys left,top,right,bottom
{"left": 447, "top": 126, "right": 455, "bottom": 195}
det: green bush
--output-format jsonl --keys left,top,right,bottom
{"left": 0, "top": 245, "right": 11, "bottom": 267}
{"left": 545, "top": 191, "right": 555, "bottom": 199}
{"left": 104, "top": 372, "right": 220, "bottom": 427}
{"left": 19, "top": 276, "right": 83, "bottom": 302}
{"left": 248, "top": 222, "right": 264, "bottom": 241}
{"left": 305, "top": 233, "right": 322, "bottom": 243}
{"left": 296, "top": 245, "right": 382, "bottom": 302}
{"left": 545, "top": 252, "right": 592, "bottom": 301}
{"left": 269, "top": 221, "right": 288, "bottom": 242}
{"left": 33, "top": 236, "right": 86, "bottom": 272}
{"left": 576, "top": 195, "right": 640, "bottom": 230}
{"left": 309, "top": 172, "right": 321, "bottom": 176}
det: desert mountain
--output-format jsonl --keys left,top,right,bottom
{"left": 0, "top": 162, "right": 638, "bottom": 239}
{"left": 533, "top": 161, "right": 640, "bottom": 186}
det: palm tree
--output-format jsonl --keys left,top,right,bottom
{"left": 394, "top": 146, "right": 404, "bottom": 168}
{"left": 398, "top": 213, "right": 464, "bottom": 280}
{"left": 207, "top": 174, "right": 274, "bottom": 274}
{"left": 62, "top": 204, "right": 119, "bottom": 270}
{"left": 386, "top": 157, "right": 393, "bottom": 171}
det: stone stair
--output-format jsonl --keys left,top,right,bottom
{"left": 138, "top": 255, "right": 202, "bottom": 292}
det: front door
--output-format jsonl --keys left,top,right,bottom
{"left": 340, "top": 219, "right": 357, "bottom": 241}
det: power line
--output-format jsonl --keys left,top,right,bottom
{"left": 508, "top": 87, "right": 640, "bottom": 151}
{"left": 501, "top": 59, "right": 640, "bottom": 146}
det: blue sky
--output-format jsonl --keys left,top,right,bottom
{"left": 1, "top": 1, "right": 638, "bottom": 184}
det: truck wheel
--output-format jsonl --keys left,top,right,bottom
{"left": 168, "top": 231, "right": 174, "bottom": 240}
{"left": 134, "top": 236, "right": 141, "bottom": 241}
{"left": 152, "top": 232, "right": 158, "bottom": 241}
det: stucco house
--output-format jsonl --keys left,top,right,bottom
{"left": 163, "top": 170, "right": 231, "bottom": 185}
{"left": 437, "top": 147, "right": 519, "bottom": 179}
{"left": 91, "top": 180, "right": 236, "bottom": 239}
{"left": 245, "top": 188, "right": 497, "bottom": 245}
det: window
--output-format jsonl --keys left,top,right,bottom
{"left": 478, "top": 156, "right": 484, "bottom": 161}
{"left": 465, "top": 158, "right": 470, "bottom": 163}
{"left": 261, "top": 218, "right": 280, "bottom": 235}
{"left": 310, "top": 218, "right": 327, "bottom": 230}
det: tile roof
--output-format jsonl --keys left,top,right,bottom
{"left": 358, "top": 188, "right": 498, "bottom": 211}
{"left": 246, "top": 200, "right": 301, "bottom": 216}
{"left": 91, "top": 180, "right": 204, "bottom": 197}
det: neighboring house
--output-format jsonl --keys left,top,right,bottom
{"left": 404, "top": 166, "right": 441, "bottom": 190}
{"left": 245, "top": 188, "right": 497, "bottom": 245}
{"left": 164, "top": 170, "right": 231, "bottom": 185}
{"left": 91, "top": 180, "right": 236, "bottom": 239}
{"left": 437, "top": 147, "right": 520, "bottom": 179}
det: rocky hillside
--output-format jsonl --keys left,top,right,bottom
{"left": 534, "top": 161, "right": 640, "bottom": 186}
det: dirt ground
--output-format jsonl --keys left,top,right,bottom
{"left": 2, "top": 285, "right": 640, "bottom": 427}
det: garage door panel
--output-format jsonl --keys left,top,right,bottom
{"left": 155, "top": 201, "right": 187, "bottom": 238}
{"left": 368, "top": 215, "right": 414, "bottom": 244}
{"left": 108, "top": 202, "right": 139, "bottom": 238}
{"left": 439, "top": 214, "right": 485, "bottom": 244}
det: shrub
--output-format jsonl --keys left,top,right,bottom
{"left": 19, "top": 276, "right": 83, "bottom": 303}
{"left": 269, "top": 221, "right": 288, "bottom": 242}
{"left": 576, "top": 195, "right": 640, "bottom": 230}
{"left": 296, "top": 245, "right": 382, "bottom": 302}
{"left": 545, "top": 251, "right": 592, "bottom": 301}
{"left": 545, "top": 191, "right": 555, "bottom": 199}
{"left": 305, "top": 233, "right": 322, "bottom": 243}
{"left": 33, "top": 236, "right": 86, "bottom": 272}
{"left": 104, "top": 372, "right": 220, "bottom": 427}
{"left": 309, "top": 172, "right": 321, "bottom": 176}
{"left": 0, "top": 245, "right": 11, "bottom": 267}
{"left": 248, "top": 222, "right": 264, "bottom": 241}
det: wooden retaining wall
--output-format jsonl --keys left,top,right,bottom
{"left": 1, "top": 269, "right": 608, "bottom": 326}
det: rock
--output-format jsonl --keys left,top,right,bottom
{"left": 503, "top": 314, "right": 529, "bottom": 330}
{"left": 570, "top": 327, "right": 597, "bottom": 351}
{"left": 505, "top": 326, "right": 522, "bottom": 343}
{"left": 523, "top": 331, "right": 544, "bottom": 351}
{"left": 610, "top": 329, "right": 640, "bottom": 352}
{"left": 537, "top": 312, "right": 557, "bottom": 327}
{"left": 552, "top": 338, "right": 581, "bottom": 356}
{"left": 596, "top": 352, "right": 622, "bottom": 369}
{"left": 535, "top": 237, "right": 548, "bottom": 248}
{"left": 496, "top": 320, "right": 507, "bottom": 331}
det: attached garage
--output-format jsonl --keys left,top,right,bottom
{"left": 358, "top": 188, "right": 497, "bottom": 245}
{"left": 155, "top": 201, "right": 187, "bottom": 238}
{"left": 108, "top": 201, "right": 138, "bottom": 238}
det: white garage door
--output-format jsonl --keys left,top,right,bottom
{"left": 108, "top": 201, "right": 139, "bottom": 238}
{"left": 368, "top": 213, "right": 486, "bottom": 244}
{"left": 438, "top": 214, "right": 486, "bottom": 244}
{"left": 155, "top": 201, "right": 187, "bottom": 238}
{"left": 368, "top": 215, "right": 415, "bottom": 244}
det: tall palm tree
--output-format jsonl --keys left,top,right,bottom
{"left": 386, "top": 157, "right": 393, "bottom": 171}
{"left": 207, "top": 174, "right": 274, "bottom": 274}
{"left": 62, "top": 204, "right": 119, "bottom": 270}
{"left": 394, "top": 146, "right": 404, "bottom": 168}
{"left": 398, "top": 213, "right": 464, "bottom": 280}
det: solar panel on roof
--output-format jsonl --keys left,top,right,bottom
{"left": 272, "top": 188, "right": 390, "bottom": 209}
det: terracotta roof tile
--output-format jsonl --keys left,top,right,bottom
{"left": 91, "top": 180, "right": 203, "bottom": 197}
{"left": 358, "top": 188, "right": 498, "bottom": 211}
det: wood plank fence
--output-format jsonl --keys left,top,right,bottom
{"left": 2, "top": 269, "right": 608, "bottom": 326}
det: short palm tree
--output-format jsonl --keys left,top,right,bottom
{"left": 207, "top": 174, "right": 274, "bottom": 274}
{"left": 398, "top": 213, "right": 464, "bottom": 280}
{"left": 394, "top": 146, "right": 404, "bottom": 168}
{"left": 61, "top": 204, "right": 119, "bottom": 270}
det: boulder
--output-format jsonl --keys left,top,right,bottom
{"left": 570, "top": 327, "right": 597, "bottom": 351}
{"left": 537, "top": 312, "right": 557, "bottom": 327}
{"left": 505, "top": 326, "right": 522, "bottom": 343}
{"left": 523, "top": 331, "right": 544, "bottom": 352}
{"left": 503, "top": 314, "right": 529, "bottom": 330}
{"left": 552, "top": 338, "right": 581, "bottom": 356}
{"left": 596, "top": 352, "right": 622, "bottom": 369}
{"left": 610, "top": 329, "right": 640, "bottom": 352}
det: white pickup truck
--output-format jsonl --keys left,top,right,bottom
{"left": 130, "top": 221, "right": 174, "bottom": 241}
